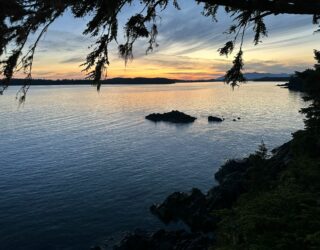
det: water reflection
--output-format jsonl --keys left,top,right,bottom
{"left": 0, "top": 82, "right": 306, "bottom": 250}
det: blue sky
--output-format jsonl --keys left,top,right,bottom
{"left": 24, "top": 1, "right": 320, "bottom": 79}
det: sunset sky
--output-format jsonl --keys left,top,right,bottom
{"left": 24, "top": 1, "right": 320, "bottom": 80}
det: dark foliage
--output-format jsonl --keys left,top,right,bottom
{"left": 224, "top": 50, "right": 245, "bottom": 87}
{"left": 213, "top": 50, "right": 320, "bottom": 250}
{"left": 285, "top": 51, "right": 320, "bottom": 136}
{"left": 314, "top": 50, "right": 320, "bottom": 70}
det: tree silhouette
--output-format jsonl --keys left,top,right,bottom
{"left": 1, "top": 0, "right": 319, "bottom": 100}
{"left": 314, "top": 50, "right": 320, "bottom": 70}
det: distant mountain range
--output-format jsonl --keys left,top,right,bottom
{"left": 7, "top": 73, "right": 291, "bottom": 86}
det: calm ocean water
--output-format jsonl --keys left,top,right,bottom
{"left": 0, "top": 82, "right": 305, "bottom": 249}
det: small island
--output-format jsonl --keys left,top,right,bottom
{"left": 145, "top": 110, "right": 197, "bottom": 124}
{"left": 208, "top": 116, "right": 224, "bottom": 122}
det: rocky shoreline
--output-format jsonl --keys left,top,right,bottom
{"left": 91, "top": 140, "right": 293, "bottom": 250}
{"left": 113, "top": 229, "right": 214, "bottom": 250}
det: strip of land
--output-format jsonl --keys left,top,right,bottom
{"left": 7, "top": 73, "right": 291, "bottom": 86}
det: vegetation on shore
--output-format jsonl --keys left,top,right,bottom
{"left": 205, "top": 52, "right": 320, "bottom": 249}
{"left": 214, "top": 134, "right": 320, "bottom": 249}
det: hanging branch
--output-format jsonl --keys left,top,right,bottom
{"left": 0, "top": 0, "right": 319, "bottom": 97}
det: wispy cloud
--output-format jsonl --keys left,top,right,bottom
{"left": 25, "top": 3, "right": 318, "bottom": 79}
{"left": 60, "top": 56, "right": 84, "bottom": 64}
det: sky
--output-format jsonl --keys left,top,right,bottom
{"left": 21, "top": 1, "right": 320, "bottom": 80}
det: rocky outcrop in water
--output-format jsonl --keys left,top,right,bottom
{"left": 149, "top": 159, "right": 251, "bottom": 233}
{"left": 208, "top": 116, "right": 224, "bottom": 122}
{"left": 146, "top": 110, "right": 197, "bottom": 124}
{"left": 150, "top": 188, "right": 218, "bottom": 232}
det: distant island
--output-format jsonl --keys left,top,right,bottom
{"left": 252, "top": 77, "right": 290, "bottom": 82}
{"left": 9, "top": 77, "right": 176, "bottom": 86}
{"left": 8, "top": 73, "right": 291, "bottom": 86}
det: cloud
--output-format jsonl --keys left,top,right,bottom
{"left": 60, "top": 56, "right": 84, "bottom": 64}
{"left": 166, "top": 71, "right": 219, "bottom": 79}
{"left": 25, "top": 3, "right": 319, "bottom": 79}
{"left": 243, "top": 60, "right": 311, "bottom": 74}
{"left": 32, "top": 70, "right": 56, "bottom": 76}
{"left": 27, "top": 29, "right": 94, "bottom": 57}
{"left": 211, "top": 58, "right": 311, "bottom": 75}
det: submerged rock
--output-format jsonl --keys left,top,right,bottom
{"left": 208, "top": 116, "right": 224, "bottom": 122}
{"left": 114, "top": 229, "right": 214, "bottom": 250}
{"left": 146, "top": 110, "right": 197, "bottom": 124}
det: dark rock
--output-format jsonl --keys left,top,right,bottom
{"left": 150, "top": 188, "right": 218, "bottom": 232}
{"left": 208, "top": 116, "right": 224, "bottom": 122}
{"left": 114, "top": 231, "right": 150, "bottom": 250}
{"left": 146, "top": 110, "right": 197, "bottom": 124}
{"left": 207, "top": 172, "right": 246, "bottom": 210}
{"left": 90, "top": 247, "right": 102, "bottom": 250}
{"left": 149, "top": 158, "right": 252, "bottom": 233}
{"left": 113, "top": 229, "right": 214, "bottom": 250}
{"left": 237, "top": 117, "right": 241, "bottom": 120}
{"left": 205, "top": 159, "right": 250, "bottom": 210}
{"left": 214, "top": 159, "right": 249, "bottom": 184}
{"left": 233, "top": 119, "right": 237, "bottom": 122}
{"left": 277, "top": 83, "right": 288, "bottom": 87}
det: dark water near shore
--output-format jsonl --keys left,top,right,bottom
{"left": 0, "top": 82, "right": 305, "bottom": 249}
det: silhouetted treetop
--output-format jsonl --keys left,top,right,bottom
{"left": 199, "top": 0, "right": 320, "bottom": 15}
{"left": 314, "top": 50, "right": 320, "bottom": 70}
{"left": 1, "top": 0, "right": 319, "bottom": 100}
